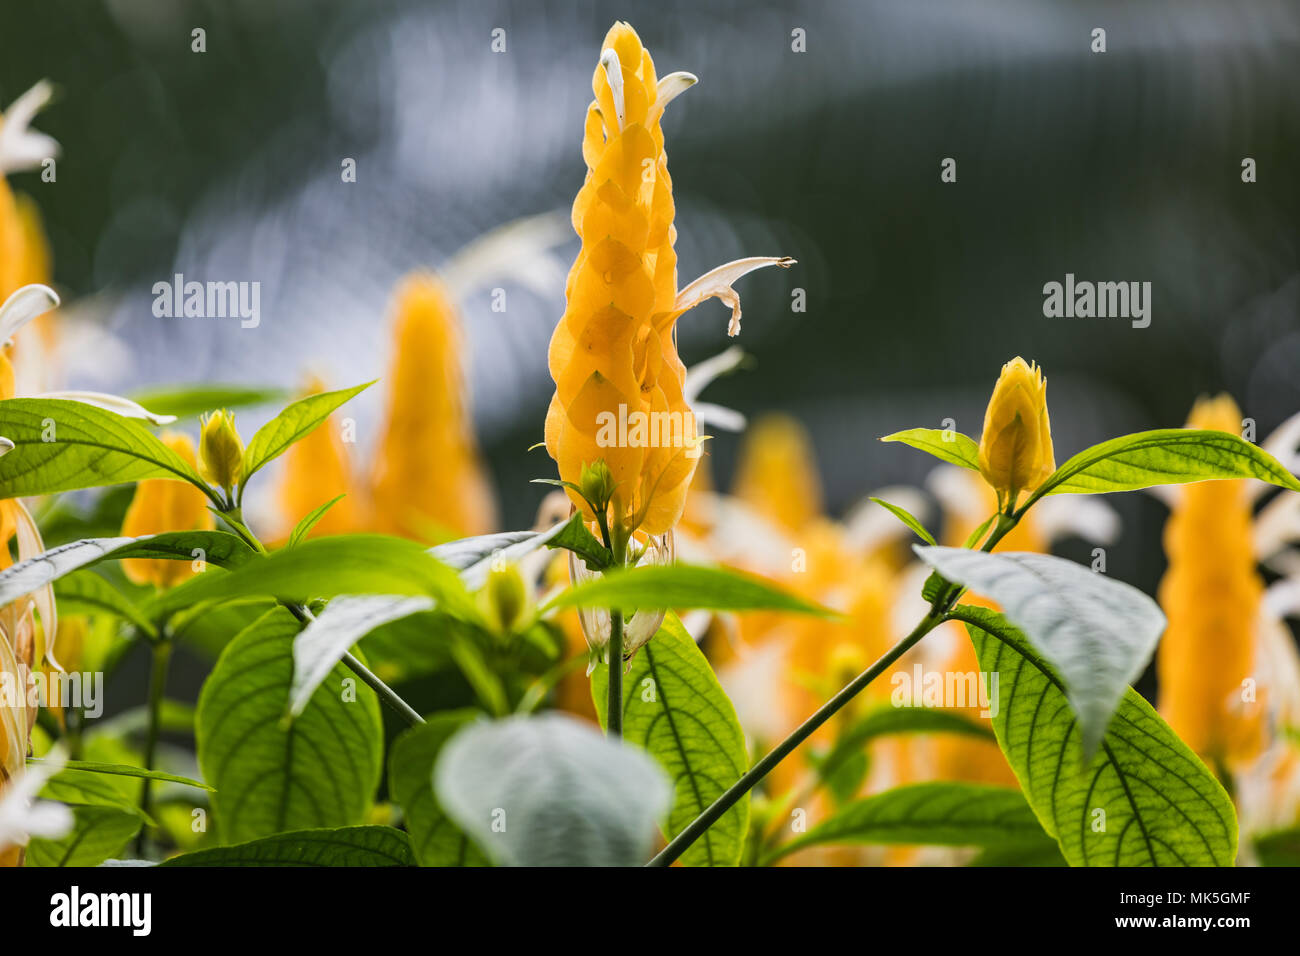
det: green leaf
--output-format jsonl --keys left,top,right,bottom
{"left": 869, "top": 496, "right": 937, "bottom": 545}
{"left": 434, "top": 713, "right": 671, "bottom": 866}
{"left": 432, "top": 516, "right": 595, "bottom": 588}
{"left": 287, "top": 495, "right": 347, "bottom": 546}
{"left": 0, "top": 397, "right": 209, "bottom": 498}
{"left": 766, "top": 782, "right": 1053, "bottom": 864}
{"left": 544, "top": 513, "right": 612, "bottom": 571}
{"left": 150, "top": 535, "right": 473, "bottom": 620}
{"left": 159, "top": 826, "right": 413, "bottom": 867}
{"left": 1026, "top": 428, "right": 1300, "bottom": 506}
{"left": 53, "top": 571, "right": 158, "bottom": 637}
{"left": 1255, "top": 826, "right": 1300, "bottom": 866}
{"left": 290, "top": 594, "right": 436, "bottom": 717}
{"left": 546, "top": 563, "right": 831, "bottom": 617}
{"left": 196, "top": 607, "right": 384, "bottom": 843}
{"left": 880, "top": 427, "right": 980, "bottom": 471}
{"left": 27, "top": 759, "right": 212, "bottom": 791}
{"left": 917, "top": 547, "right": 1166, "bottom": 758}
{"left": 239, "top": 381, "right": 373, "bottom": 492}
{"left": 388, "top": 712, "right": 491, "bottom": 866}
{"left": 26, "top": 770, "right": 148, "bottom": 867}
{"left": 128, "top": 383, "right": 286, "bottom": 421}
{"left": 591, "top": 613, "right": 750, "bottom": 867}
{"left": 818, "top": 706, "right": 995, "bottom": 786}
{"left": 0, "top": 532, "right": 256, "bottom": 614}
{"left": 952, "top": 605, "right": 1237, "bottom": 866}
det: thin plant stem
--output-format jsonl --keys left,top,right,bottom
{"left": 607, "top": 610, "right": 624, "bottom": 738}
{"left": 136, "top": 640, "right": 172, "bottom": 855}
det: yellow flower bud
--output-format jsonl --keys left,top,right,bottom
{"left": 198, "top": 409, "right": 244, "bottom": 492}
{"left": 976, "top": 357, "right": 1055, "bottom": 504}
{"left": 481, "top": 563, "right": 530, "bottom": 635}
{"left": 121, "top": 432, "right": 216, "bottom": 588}
{"left": 579, "top": 459, "right": 617, "bottom": 512}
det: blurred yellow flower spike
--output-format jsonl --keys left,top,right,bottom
{"left": 198, "top": 409, "right": 244, "bottom": 493}
{"left": 1158, "top": 394, "right": 1266, "bottom": 766}
{"left": 732, "top": 414, "right": 825, "bottom": 534}
{"left": 545, "top": 22, "right": 792, "bottom": 541}
{"left": 278, "top": 376, "right": 365, "bottom": 539}
{"left": 121, "top": 432, "right": 216, "bottom": 588}
{"left": 976, "top": 357, "right": 1056, "bottom": 508}
{"left": 370, "top": 272, "right": 497, "bottom": 541}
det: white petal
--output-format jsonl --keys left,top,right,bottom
{"left": 1032, "top": 493, "right": 1122, "bottom": 545}
{"left": 1254, "top": 410, "right": 1300, "bottom": 502}
{"left": 599, "top": 48, "right": 625, "bottom": 132}
{"left": 33, "top": 390, "right": 177, "bottom": 425}
{"left": 439, "top": 210, "right": 571, "bottom": 300}
{"left": 1255, "top": 489, "right": 1300, "bottom": 563}
{"left": 655, "top": 71, "right": 697, "bottom": 114}
{"left": 0, "top": 748, "right": 71, "bottom": 847}
{"left": 0, "top": 284, "right": 59, "bottom": 344}
{"left": 684, "top": 345, "right": 745, "bottom": 405}
{"left": 674, "top": 257, "right": 796, "bottom": 336}
{"left": 11, "top": 498, "right": 60, "bottom": 672}
{"left": 692, "top": 401, "right": 746, "bottom": 433}
{"left": 0, "top": 80, "right": 60, "bottom": 175}
{"left": 0, "top": 437, "right": 13, "bottom": 457}
{"left": 925, "top": 465, "right": 987, "bottom": 524}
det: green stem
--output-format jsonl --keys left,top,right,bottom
{"left": 136, "top": 640, "right": 172, "bottom": 855}
{"left": 607, "top": 610, "right": 624, "bottom": 738}
{"left": 220, "top": 503, "right": 425, "bottom": 728}
{"left": 647, "top": 505, "right": 1026, "bottom": 866}
{"left": 647, "top": 608, "right": 947, "bottom": 867}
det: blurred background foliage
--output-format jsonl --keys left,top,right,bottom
{"left": 4, "top": 0, "right": 1299, "bottom": 620}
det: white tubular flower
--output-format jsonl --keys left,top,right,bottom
{"left": 0, "top": 81, "right": 60, "bottom": 175}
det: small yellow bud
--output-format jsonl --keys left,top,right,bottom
{"left": 482, "top": 563, "right": 530, "bottom": 635}
{"left": 977, "top": 357, "right": 1055, "bottom": 504}
{"left": 198, "top": 409, "right": 244, "bottom": 491}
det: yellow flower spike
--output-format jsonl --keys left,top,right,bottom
{"left": 121, "top": 433, "right": 216, "bottom": 588}
{"left": 1158, "top": 394, "right": 1265, "bottom": 767}
{"left": 545, "top": 22, "right": 793, "bottom": 540}
{"left": 278, "top": 376, "right": 365, "bottom": 539}
{"left": 976, "top": 357, "right": 1056, "bottom": 507}
{"left": 198, "top": 409, "right": 244, "bottom": 493}
{"left": 732, "top": 414, "right": 825, "bottom": 534}
{"left": 370, "top": 272, "right": 498, "bottom": 541}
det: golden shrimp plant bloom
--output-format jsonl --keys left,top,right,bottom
{"left": 977, "top": 356, "right": 1055, "bottom": 505}
{"left": 545, "top": 22, "right": 792, "bottom": 540}
{"left": 1158, "top": 394, "right": 1265, "bottom": 765}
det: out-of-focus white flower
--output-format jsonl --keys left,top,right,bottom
{"left": 0, "top": 750, "right": 73, "bottom": 850}
{"left": 0, "top": 81, "right": 59, "bottom": 175}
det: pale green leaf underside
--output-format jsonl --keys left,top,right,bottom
{"left": 880, "top": 428, "right": 981, "bottom": 471}
{"left": 592, "top": 613, "right": 750, "bottom": 867}
{"left": 196, "top": 607, "right": 384, "bottom": 844}
{"left": 952, "top": 605, "right": 1237, "bottom": 867}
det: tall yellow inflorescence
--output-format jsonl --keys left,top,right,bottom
{"left": 546, "top": 23, "right": 792, "bottom": 540}
{"left": 370, "top": 273, "right": 497, "bottom": 541}
{"left": 1158, "top": 394, "right": 1265, "bottom": 766}
{"left": 121, "top": 433, "right": 216, "bottom": 588}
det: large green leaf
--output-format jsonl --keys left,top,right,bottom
{"left": 916, "top": 547, "right": 1166, "bottom": 757}
{"left": 766, "top": 782, "right": 1053, "bottom": 863}
{"left": 150, "top": 535, "right": 473, "bottom": 619}
{"left": 431, "top": 516, "right": 594, "bottom": 587}
{"left": 434, "top": 713, "right": 671, "bottom": 866}
{"left": 951, "top": 605, "right": 1237, "bottom": 866}
{"left": 1026, "top": 428, "right": 1300, "bottom": 505}
{"left": 290, "top": 594, "right": 436, "bottom": 717}
{"left": 160, "top": 826, "right": 413, "bottom": 867}
{"left": 880, "top": 427, "right": 981, "bottom": 470}
{"left": 196, "top": 607, "right": 384, "bottom": 844}
{"left": 591, "top": 613, "right": 750, "bottom": 867}
{"left": 0, "top": 397, "right": 208, "bottom": 497}
{"left": 26, "top": 770, "right": 149, "bottom": 867}
{"left": 546, "top": 564, "right": 830, "bottom": 616}
{"left": 238, "top": 381, "right": 373, "bottom": 491}
{"left": 388, "top": 712, "right": 490, "bottom": 866}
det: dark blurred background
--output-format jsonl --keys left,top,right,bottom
{"left": 4, "top": 0, "right": 1299, "bottom": 612}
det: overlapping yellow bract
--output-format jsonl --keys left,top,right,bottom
{"left": 545, "top": 23, "right": 692, "bottom": 537}
{"left": 977, "top": 356, "right": 1055, "bottom": 503}
{"left": 1158, "top": 394, "right": 1265, "bottom": 765}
